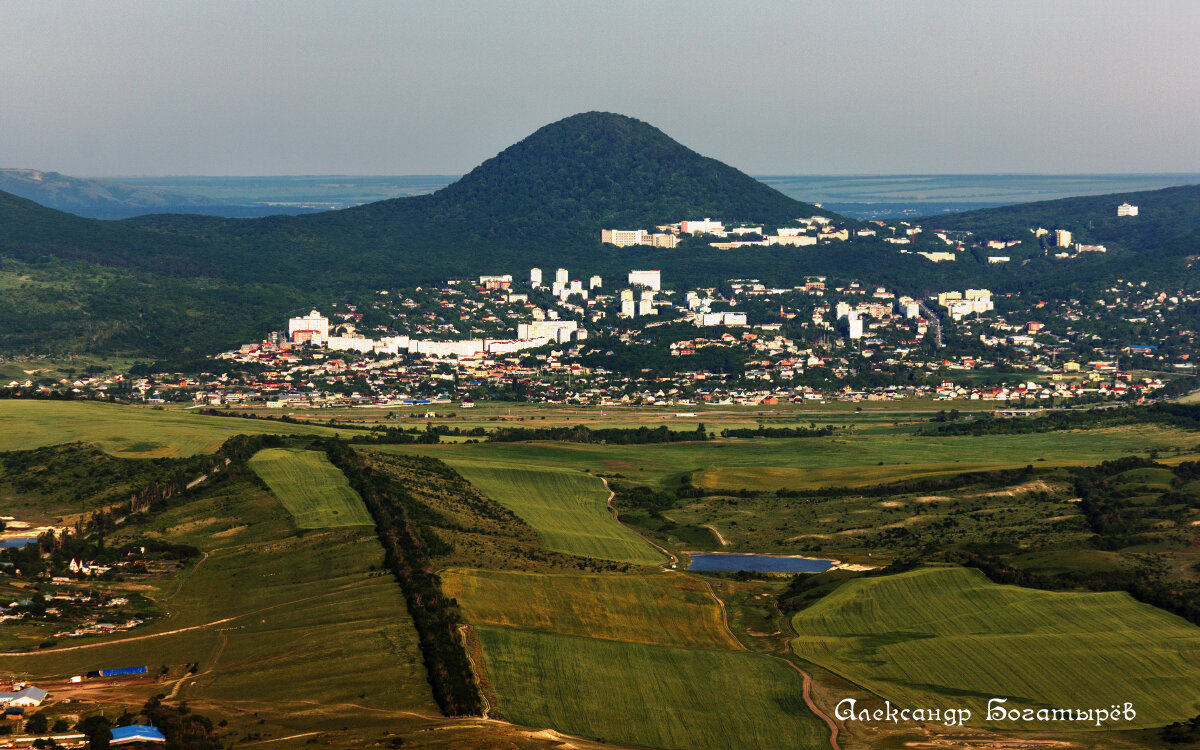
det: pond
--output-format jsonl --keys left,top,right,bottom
{"left": 685, "top": 553, "right": 835, "bottom": 573}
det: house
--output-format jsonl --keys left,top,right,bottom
{"left": 111, "top": 724, "right": 168, "bottom": 745}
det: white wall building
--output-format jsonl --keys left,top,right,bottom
{"left": 1117, "top": 202, "right": 1139, "bottom": 216}
{"left": 628, "top": 270, "right": 661, "bottom": 291}
{"left": 529, "top": 267, "right": 543, "bottom": 287}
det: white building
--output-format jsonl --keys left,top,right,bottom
{"left": 848, "top": 314, "right": 864, "bottom": 340}
{"left": 1055, "top": 229, "right": 1073, "bottom": 248}
{"left": 518, "top": 320, "right": 579, "bottom": 342}
{"left": 697, "top": 311, "right": 747, "bottom": 327}
{"left": 638, "top": 289, "right": 656, "bottom": 316}
{"left": 680, "top": 218, "right": 723, "bottom": 235}
{"left": 530, "top": 268, "right": 543, "bottom": 288}
{"left": 288, "top": 310, "right": 330, "bottom": 344}
{"left": 601, "top": 229, "right": 648, "bottom": 247}
{"left": 589, "top": 275, "right": 603, "bottom": 289}
{"left": 628, "top": 269, "right": 661, "bottom": 291}
{"left": 555, "top": 268, "right": 569, "bottom": 286}
{"left": 1117, "top": 202, "right": 1139, "bottom": 216}
{"left": 619, "top": 289, "right": 636, "bottom": 318}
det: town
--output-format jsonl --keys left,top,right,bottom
{"left": 4, "top": 202, "right": 1191, "bottom": 410}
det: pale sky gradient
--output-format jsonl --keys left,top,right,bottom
{"left": 2, "top": 1, "right": 1198, "bottom": 176}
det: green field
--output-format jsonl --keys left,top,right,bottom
{"left": 0, "top": 400, "right": 340, "bottom": 457}
{"left": 477, "top": 625, "right": 826, "bottom": 750}
{"left": 376, "top": 423, "right": 1200, "bottom": 491}
{"left": 444, "top": 569, "right": 737, "bottom": 650}
{"left": 248, "top": 447, "right": 374, "bottom": 528}
{"left": 790, "top": 566, "right": 1200, "bottom": 728}
{"left": 444, "top": 461, "right": 662, "bottom": 565}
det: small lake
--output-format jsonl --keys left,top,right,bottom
{"left": 0, "top": 538, "right": 37, "bottom": 549}
{"left": 686, "top": 553, "right": 834, "bottom": 573}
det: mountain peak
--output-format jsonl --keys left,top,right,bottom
{"left": 417, "top": 111, "right": 827, "bottom": 229}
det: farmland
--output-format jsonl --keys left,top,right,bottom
{"left": 443, "top": 460, "right": 663, "bottom": 565}
{"left": 0, "top": 400, "right": 340, "bottom": 457}
{"left": 248, "top": 447, "right": 374, "bottom": 528}
{"left": 443, "top": 569, "right": 737, "bottom": 649}
{"left": 476, "top": 625, "right": 827, "bottom": 750}
{"left": 0, "top": 468, "right": 449, "bottom": 745}
{"left": 789, "top": 566, "right": 1200, "bottom": 729}
{"left": 377, "top": 422, "right": 1200, "bottom": 491}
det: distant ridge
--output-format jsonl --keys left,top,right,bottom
{"left": 0, "top": 168, "right": 219, "bottom": 219}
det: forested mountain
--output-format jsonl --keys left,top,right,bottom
{"left": 0, "top": 112, "right": 1198, "bottom": 359}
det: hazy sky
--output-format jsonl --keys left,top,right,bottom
{"left": 2, "top": 1, "right": 1198, "bottom": 176}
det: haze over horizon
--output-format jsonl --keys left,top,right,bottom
{"left": 2, "top": 1, "right": 1197, "bottom": 177}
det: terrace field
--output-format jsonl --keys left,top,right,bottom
{"left": 444, "top": 460, "right": 662, "bottom": 565}
{"left": 790, "top": 566, "right": 1200, "bottom": 729}
{"left": 477, "top": 625, "right": 827, "bottom": 750}
{"left": 248, "top": 447, "right": 374, "bottom": 528}
{"left": 0, "top": 400, "right": 340, "bottom": 457}
{"left": 443, "top": 569, "right": 736, "bottom": 649}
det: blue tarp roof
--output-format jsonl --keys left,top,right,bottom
{"left": 111, "top": 724, "right": 167, "bottom": 743}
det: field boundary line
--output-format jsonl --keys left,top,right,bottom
{"left": 599, "top": 477, "right": 676, "bottom": 566}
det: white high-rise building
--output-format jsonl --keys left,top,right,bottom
{"left": 619, "top": 289, "right": 636, "bottom": 318}
{"left": 848, "top": 314, "right": 864, "bottom": 340}
{"left": 288, "top": 310, "right": 330, "bottom": 343}
{"left": 628, "top": 270, "right": 661, "bottom": 291}
{"left": 638, "top": 290, "right": 656, "bottom": 316}
{"left": 530, "top": 267, "right": 543, "bottom": 287}
{"left": 589, "top": 275, "right": 603, "bottom": 290}
{"left": 555, "top": 268, "right": 569, "bottom": 286}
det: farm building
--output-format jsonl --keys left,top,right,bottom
{"left": 111, "top": 724, "right": 167, "bottom": 745}
{"left": 0, "top": 686, "right": 47, "bottom": 707}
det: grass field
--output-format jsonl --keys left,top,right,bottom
{"left": 444, "top": 461, "right": 662, "bottom": 565}
{"left": 0, "top": 400, "right": 341, "bottom": 457}
{"left": 248, "top": 447, "right": 374, "bottom": 528}
{"left": 476, "top": 625, "right": 826, "bottom": 750}
{"left": 443, "top": 569, "right": 737, "bottom": 650}
{"left": 377, "top": 422, "right": 1200, "bottom": 491}
{"left": 790, "top": 566, "right": 1200, "bottom": 728}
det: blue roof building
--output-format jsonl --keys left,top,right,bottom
{"left": 111, "top": 724, "right": 167, "bottom": 745}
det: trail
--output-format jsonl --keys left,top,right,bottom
{"left": 770, "top": 598, "right": 842, "bottom": 750}
{"left": 164, "top": 627, "right": 229, "bottom": 701}
{"left": 599, "top": 476, "right": 678, "bottom": 567}
{"left": 458, "top": 624, "right": 491, "bottom": 719}
{"left": 703, "top": 523, "right": 730, "bottom": 546}
{"left": 697, "top": 578, "right": 747, "bottom": 652}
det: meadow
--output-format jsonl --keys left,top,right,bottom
{"left": 443, "top": 459, "right": 663, "bottom": 565}
{"left": 476, "top": 625, "right": 827, "bottom": 750}
{"left": 789, "top": 566, "right": 1200, "bottom": 729}
{"left": 443, "top": 569, "right": 736, "bottom": 649}
{"left": 0, "top": 400, "right": 340, "bottom": 457}
{"left": 248, "top": 447, "right": 374, "bottom": 528}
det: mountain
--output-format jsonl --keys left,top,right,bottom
{"left": 0, "top": 168, "right": 221, "bottom": 219}
{"left": 1, "top": 112, "right": 1198, "bottom": 359}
